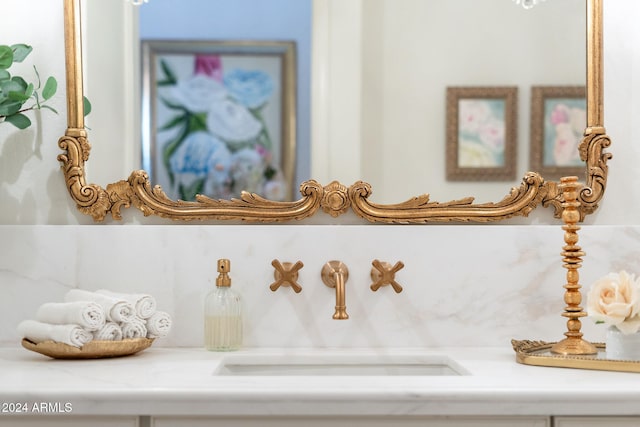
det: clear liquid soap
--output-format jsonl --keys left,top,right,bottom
{"left": 204, "top": 259, "right": 242, "bottom": 351}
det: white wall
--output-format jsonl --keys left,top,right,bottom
{"left": 360, "top": 0, "right": 585, "bottom": 204}
{"left": 0, "top": 0, "right": 638, "bottom": 225}
{"left": 0, "top": 0, "right": 76, "bottom": 224}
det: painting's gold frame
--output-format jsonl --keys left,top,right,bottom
{"left": 530, "top": 86, "right": 587, "bottom": 179}
{"left": 58, "top": 0, "right": 610, "bottom": 223}
{"left": 446, "top": 86, "right": 518, "bottom": 182}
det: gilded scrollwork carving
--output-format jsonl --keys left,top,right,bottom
{"left": 541, "top": 127, "right": 612, "bottom": 220}
{"left": 320, "top": 181, "right": 350, "bottom": 217}
{"left": 57, "top": 133, "right": 111, "bottom": 222}
{"left": 578, "top": 128, "right": 612, "bottom": 215}
{"left": 58, "top": 132, "right": 326, "bottom": 222}
{"left": 348, "top": 173, "right": 547, "bottom": 223}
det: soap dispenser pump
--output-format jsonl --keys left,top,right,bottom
{"left": 204, "top": 259, "right": 242, "bottom": 351}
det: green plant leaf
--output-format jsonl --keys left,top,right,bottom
{"left": 0, "top": 100, "right": 23, "bottom": 116}
{"left": 159, "top": 59, "right": 177, "bottom": 85}
{"left": 159, "top": 113, "right": 187, "bottom": 131}
{"left": 32, "top": 65, "right": 42, "bottom": 88}
{"left": 7, "top": 77, "right": 28, "bottom": 102}
{"left": 42, "top": 77, "right": 57, "bottom": 100}
{"left": 159, "top": 96, "right": 188, "bottom": 112}
{"left": 40, "top": 104, "right": 58, "bottom": 115}
{"left": 5, "top": 113, "right": 31, "bottom": 129}
{"left": 0, "top": 45, "right": 13, "bottom": 69}
{"left": 0, "top": 69, "right": 9, "bottom": 82}
{"left": 6, "top": 76, "right": 28, "bottom": 101}
{"left": 191, "top": 113, "right": 208, "bottom": 132}
{"left": 24, "top": 82, "right": 34, "bottom": 98}
{"left": 7, "top": 90, "right": 30, "bottom": 102}
{"left": 11, "top": 76, "right": 27, "bottom": 89}
{"left": 179, "top": 179, "right": 205, "bottom": 201}
{"left": 1, "top": 79, "right": 24, "bottom": 98}
{"left": 10, "top": 44, "right": 32, "bottom": 63}
{"left": 83, "top": 96, "right": 92, "bottom": 116}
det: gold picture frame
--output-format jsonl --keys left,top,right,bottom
{"left": 446, "top": 87, "right": 518, "bottom": 181}
{"left": 530, "top": 86, "right": 587, "bottom": 179}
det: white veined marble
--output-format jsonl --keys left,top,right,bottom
{"left": 2, "top": 224, "right": 635, "bottom": 348}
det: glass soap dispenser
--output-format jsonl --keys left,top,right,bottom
{"left": 204, "top": 259, "right": 242, "bottom": 351}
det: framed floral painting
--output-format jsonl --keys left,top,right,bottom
{"left": 141, "top": 40, "right": 296, "bottom": 202}
{"left": 446, "top": 87, "right": 518, "bottom": 181}
{"left": 530, "top": 86, "right": 586, "bottom": 178}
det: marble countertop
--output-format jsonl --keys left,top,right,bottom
{"left": 2, "top": 346, "right": 640, "bottom": 417}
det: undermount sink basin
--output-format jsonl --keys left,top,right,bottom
{"left": 214, "top": 354, "right": 468, "bottom": 376}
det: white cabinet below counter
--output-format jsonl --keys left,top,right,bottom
{"left": 0, "top": 416, "right": 139, "bottom": 427}
{"left": 150, "top": 416, "right": 550, "bottom": 427}
{"left": 555, "top": 417, "right": 640, "bottom": 426}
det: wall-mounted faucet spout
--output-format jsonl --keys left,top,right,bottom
{"left": 321, "top": 261, "right": 349, "bottom": 320}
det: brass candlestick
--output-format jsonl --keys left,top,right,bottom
{"left": 551, "top": 176, "right": 597, "bottom": 356}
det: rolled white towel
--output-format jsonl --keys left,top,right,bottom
{"left": 17, "top": 320, "right": 93, "bottom": 347}
{"left": 96, "top": 290, "right": 157, "bottom": 319}
{"left": 36, "top": 301, "right": 106, "bottom": 331}
{"left": 146, "top": 311, "right": 172, "bottom": 338}
{"left": 121, "top": 317, "right": 147, "bottom": 339}
{"left": 64, "top": 289, "right": 135, "bottom": 323}
{"left": 92, "top": 322, "right": 123, "bottom": 341}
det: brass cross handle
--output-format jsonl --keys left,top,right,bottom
{"left": 370, "top": 260, "right": 404, "bottom": 293}
{"left": 270, "top": 259, "right": 304, "bottom": 293}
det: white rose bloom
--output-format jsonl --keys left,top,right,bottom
{"left": 169, "top": 74, "right": 227, "bottom": 113}
{"left": 207, "top": 99, "right": 262, "bottom": 144}
{"left": 587, "top": 271, "right": 640, "bottom": 334}
{"left": 230, "top": 148, "right": 264, "bottom": 195}
{"left": 263, "top": 178, "right": 287, "bottom": 201}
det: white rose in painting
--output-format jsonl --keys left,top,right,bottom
{"left": 207, "top": 98, "right": 262, "bottom": 144}
{"left": 587, "top": 271, "right": 640, "bottom": 334}
{"left": 169, "top": 131, "right": 225, "bottom": 178}
{"left": 263, "top": 175, "right": 287, "bottom": 201}
{"left": 230, "top": 148, "right": 265, "bottom": 195}
{"left": 168, "top": 74, "right": 227, "bottom": 113}
{"left": 169, "top": 131, "right": 231, "bottom": 199}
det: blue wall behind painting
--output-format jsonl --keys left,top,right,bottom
{"left": 140, "top": 0, "right": 312, "bottom": 187}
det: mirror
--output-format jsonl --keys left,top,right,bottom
{"left": 59, "top": 0, "right": 610, "bottom": 223}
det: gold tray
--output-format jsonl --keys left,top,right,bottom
{"left": 512, "top": 339, "right": 640, "bottom": 373}
{"left": 21, "top": 338, "right": 154, "bottom": 359}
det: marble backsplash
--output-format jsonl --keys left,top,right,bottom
{"left": 1, "top": 224, "right": 635, "bottom": 349}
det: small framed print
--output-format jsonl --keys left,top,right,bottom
{"left": 446, "top": 86, "right": 518, "bottom": 181}
{"left": 530, "top": 86, "right": 586, "bottom": 178}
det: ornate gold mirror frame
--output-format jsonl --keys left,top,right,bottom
{"left": 58, "top": 0, "right": 610, "bottom": 223}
